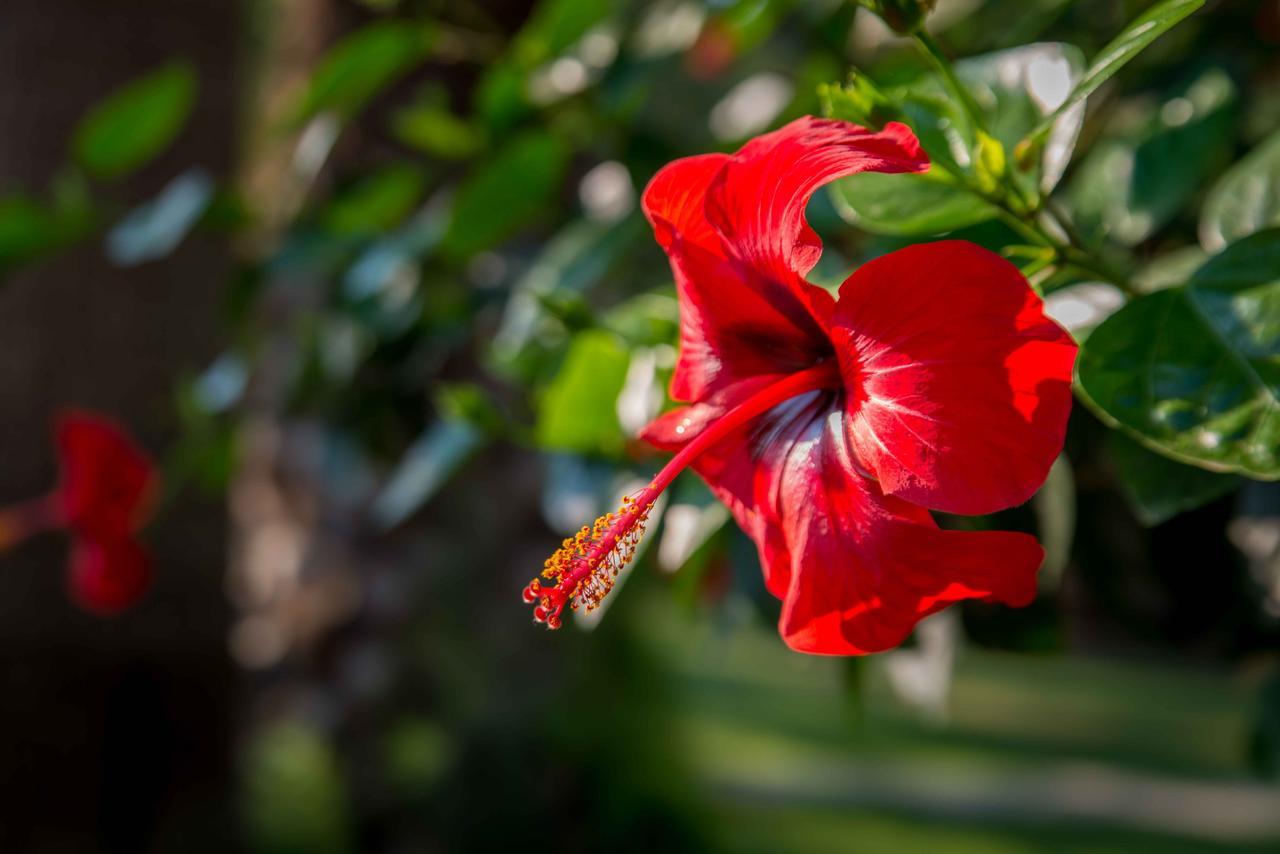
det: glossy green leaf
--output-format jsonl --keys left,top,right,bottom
{"left": 1109, "top": 432, "right": 1239, "bottom": 526}
{"left": 1076, "top": 229, "right": 1280, "bottom": 478}
{"left": 1023, "top": 0, "right": 1206, "bottom": 148}
{"left": 73, "top": 62, "right": 196, "bottom": 179}
{"left": 536, "top": 330, "right": 629, "bottom": 454}
{"left": 291, "top": 21, "right": 432, "bottom": 125}
{"left": 831, "top": 43, "right": 1082, "bottom": 236}
{"left": 1200, "top": 130, "right": 1280, "bottom": 252}
{"left": 441, "top": 132, "right": 568, "bottom": 260}
{"left": 1067, "top": 67, "right": 1236, "bottom": 245}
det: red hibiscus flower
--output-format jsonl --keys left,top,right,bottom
{"left": 525, "top": 116, "right": 1076, "bottom": 655}
{"left": 0, "top": 410, "right": 159, "bottom": 614}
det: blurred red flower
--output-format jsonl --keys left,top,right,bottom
{"left": 527, "top": 117, "right": 1075, "bottom": 655}
{"left": 0, "top": 410, "right": 158, "bottom": 614}
{"left": 55, "top": 411, "right": 158, "bottom": 539}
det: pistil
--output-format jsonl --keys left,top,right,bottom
{"left": 525, "top": 360, "right": 841, "bottom": 628}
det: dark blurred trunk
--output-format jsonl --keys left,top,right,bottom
{"left": 0, "top": 1, "right": 238, "bottom": 852}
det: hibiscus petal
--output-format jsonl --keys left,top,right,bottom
{"left": 772, "top": 407, "right": 1041, "bottom": 655}
{"left": 55, "top": 411, "right": 158, "bottom": 538}
{"left": 705, "top": 117, "right": 927, "bottom": 282}
{"left": 67, "top": 536, "right": 153, "bottom": 615}
{"left": 832, "top": 241, "right": 1076, "bottom": 516}
{"left": 643, "top": 154, "right": 833, "bottom": 401}
{"left": 641, "top": 118, "right": 926, "bottom": 403}
{"left": 648, "top": 389, "right": 1040, "bottom": 654}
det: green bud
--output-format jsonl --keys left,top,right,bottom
{"left": 855, "top": 0, "right": 938, "bottom": 35}
{"left": 819, "top": 72, "right": 899, "bottom": 130}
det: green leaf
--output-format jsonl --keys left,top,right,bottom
{"left": 0, "top": 193, "right": 95, "bottom": 274}
{"left": 441, "top": 132, "right": 568, "bottom": 260}
{"left": 1200, "top": 129, "right": 1280, "bottom": 252}
{"left": 1109, "top": 432, "right": 1239, "bottom": 526}
{"left": 1023, "top": 0, "right": 1206, "bottom": 149}
{"left": 73, "top": 62, "right": 196, "bottom": 179}
{"left": 322, "top": 163, "right": 428, "bottom": 236}
{"left": 291, "top": 21, "right": 432, "bottom": 125}
{"left": 535, "top": 330, "right": 629, "bottom": 454}
{"left": 972, "top": 130, "right": 1007, "bottom": 194}
{"left": 831, "top": 43, "right": 1082, "bottom": 236}
{"left": 391, "top": 92, "right": 483, "bottom": 160}
{"left": 832, "top": 171, "right": 996, "bottom": 236}
{"left": 1066, "top": 67, "right": 1236, "bottom": 245}
{"left": 1076, "top": 228, "right": 1280, "bottom": 478}
{"left": 510, "top": 0, "right": 614, "bottom": 69}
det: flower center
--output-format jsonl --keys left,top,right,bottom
{"left": 524, "top": 360, "right": 842, "bottom": 629}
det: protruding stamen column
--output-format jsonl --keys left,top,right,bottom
{"left": 524, "top": 360, "right": 841, "bottom": 629}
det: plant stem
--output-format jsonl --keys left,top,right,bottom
{"left": 912, "top": 30, "right": 987, "bottom": 136}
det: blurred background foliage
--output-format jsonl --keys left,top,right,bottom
{"left": 3, "top": 0, "right": 1280, "bottom": 851}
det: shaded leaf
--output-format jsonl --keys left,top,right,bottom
{"left": 441, "top": 132, "right": 569, "bottom": 261}
{"left": 292, "top": 21, "right": 432, "bottom": 125}
{"left": 0, "top": 194, "right": 88, "bottom": 273}
{"left": 1109, "top": 432, "right": 1239, "bottom": 526}
{"left": 73, "top": 62, "right": 196, "bottom": 179}
{"left": 322, "top": 163, "right": 428, "bottom": 236}
{"left": 1200, "top": 129, "right": 1280, "bottom": 252}
{"left": 1067, "top": 67, "right": 1236, "bottom": 244}
{"left": 1076, "top": 229, "right": 1280, "bottom": 478}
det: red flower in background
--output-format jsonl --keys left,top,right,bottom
{"left": 526, "top": 116, "right": 1075, "bottom": 654}
{"left": 55, "top": 412, "right": 157, "bottom": 540}
{"left": 0, "top": 410, "right": 159, "bottom": 614}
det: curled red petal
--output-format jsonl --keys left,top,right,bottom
{"left": 643, "top": 155, "right": 833, "bottom": 401}
{"left": 67, "top": 536, "right": 153, "bottom": 615}
{"left": 641, "top": 117, "right": 927, "bottom": 402}
{"left": 54, "top": 410, "right": 159, "bottom": 538}
{"left": 705, "top": 117, "right": 927, "bottom": 282}
{"left": 832, "top": 241, "right": 1076, "bottom": 516}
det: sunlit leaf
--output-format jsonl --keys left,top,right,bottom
{"left": 1200, "top": 129, "right": 1280, "bottom": 252}
{"left": 1109, "top": 432, "right": 1239, "bottom": 526}
{"left": 535, "top": 330, "right": 629, "bottom": 454}
{"left": 73, "top": 62, "right": 196, "bottom": 179}
{"left": 1023, "top": 0, "right": 1206, "bottom": 149}
{"left": 291, "top": 20, "right": 433, "bottom": 125}
{"left": 106, "top": 168, "right": 214, "bottom": 265}
{"left": 1077, "top": 229, "right": 1280, "bottom": 478}
{"left": 831, "top": 43, "right": 1083, "bottom": 236}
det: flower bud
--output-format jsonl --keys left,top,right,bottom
{"left": 856, "top": 0, "right": 937, "bottom": 35}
